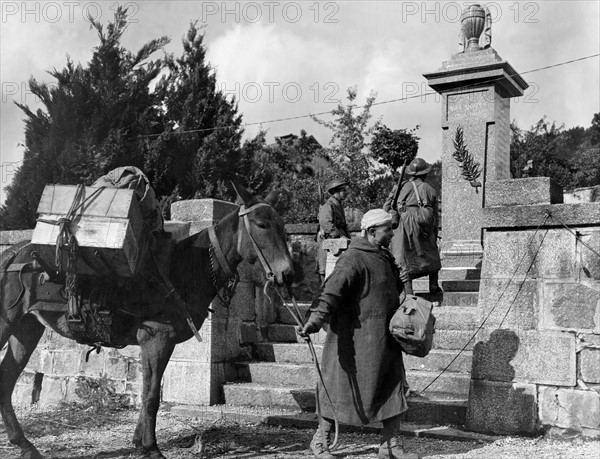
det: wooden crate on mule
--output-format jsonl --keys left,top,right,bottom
{"left": 31, "top": 185, "right": 144, "bottom": 277}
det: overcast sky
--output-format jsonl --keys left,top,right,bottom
{"left": 1, "top": 1, "right": 599, "bottom": 203}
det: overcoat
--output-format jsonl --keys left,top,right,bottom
{"left": 309, "top": 237, "right": 408, "bottom": 425}
{"left": 315, "top": 196, "right": 349, "bottom": 275}
{"left": 385, "top": 178, "right": 441, "bottom": 278}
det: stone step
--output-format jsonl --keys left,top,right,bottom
{"left": 434, "top": 329, "right": 478, "bottom": 350}
{"left": 235, "top": 362, "right": 313, "bottom": 387}
{"left": 273, "top": 305, "right": 481, "bottom": 336}
{"left": 416, "top": 291, "right": 479, "bottom": 307}
{"left": 222, "top": 382, "right": 315, "bottom": 411}
{"left": 267, "top": 324, "right": 478, "bottom": 350}
{"left": 222, "top": 383, "right": 467, "bottom": 425}
{"left": 267, "top": 323, "right": 328, "bottom": 344}
{"left": 433, "top": 306, "right": 481, "bottom": 331}
{"left": 403, "top": 349, "right": 472, "bottom": 374}
{"left": 407, "top": 370, "right": 471, "bottom": 397}
{"left": 255, "top": 343, "right": 473, "bottom": 374}
{"left": 438, "top": 267, "right": 481, "bottom": 280}
{"left": 413, "top": 279, "right": 480, "bottom": 292}
{"left": 255, "top": 342, "right": 321, "bottom": 364}
{"left": 234, "top": 362, "right": 470, "bottom": 398}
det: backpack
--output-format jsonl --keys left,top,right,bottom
{"left": 389, "top": 294, "right": 436, "bottom": 357}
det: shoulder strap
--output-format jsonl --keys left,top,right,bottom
{"left": 410, "top": 181, "right": 424, "bottom": 207}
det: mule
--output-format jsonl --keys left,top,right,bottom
{"left": 0, "top": 183, "right": 293, "bottom": 458}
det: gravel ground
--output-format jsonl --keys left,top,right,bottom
{"left": 0, "top": 405, "right": 598, "bottom": 459}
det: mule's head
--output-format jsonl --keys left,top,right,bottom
{"left": 232, "top": 182, "right": 294, "bottom": 287}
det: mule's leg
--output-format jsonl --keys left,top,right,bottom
{"left": 133, "top": 329, "right": 175, "bottom": 459}
{"left": 0, "top": 314, "right": 45, "bottom": 459}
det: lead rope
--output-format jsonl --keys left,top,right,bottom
{"left": 270, "top": 287, "right": 340, "bottom": 451}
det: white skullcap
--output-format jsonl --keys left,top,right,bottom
{"left": 361, "top": 209, "right": 392, "bottom": 231}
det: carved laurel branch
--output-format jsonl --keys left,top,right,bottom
{"left": 452, "top": 126, "right": 482, "bottom": 191}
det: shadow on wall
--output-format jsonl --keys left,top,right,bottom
{"left": 472, "top": 329, "right": 518, "bottom": 382}
{"left": 467, "top": 329, "right": 540, "bottom": 435}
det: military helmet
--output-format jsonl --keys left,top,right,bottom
{"left": 406, "top": 158, "right": 432, "bottom": 176}
{"left": 326, "top": 179, "right": 348, "bottom": 194}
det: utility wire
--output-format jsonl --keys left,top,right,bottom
{"left": 137, "top": 53, "right": 599, "bottom": 139}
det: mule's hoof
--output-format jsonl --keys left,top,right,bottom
{"left": 21, "top": 447, "right": 44, "bottom": 459}
{"left": 137, "top": 446, "right": 166, "bottom": 459}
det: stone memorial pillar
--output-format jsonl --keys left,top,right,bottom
{"left": 322, "top": 238, "right": 349, "bottom": 279}
{"left": 423, "top": 4, "right": 528, "bottom": 265}
{"left": 163, "top": 199, "right": 241, "bottom": 405}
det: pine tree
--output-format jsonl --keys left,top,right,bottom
{"left": 145, "top": 22, "right": 243, "bottom": 201}
{"left": 0, "top": 7, "right": 168, "bottom": 229}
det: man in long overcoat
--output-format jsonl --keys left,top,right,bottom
{"left": 300, "top": 209, "right": 420, "bottom": 459}
{"left": 315, "top": 179, "right": 350, "bottom": 284}
{"left": 384, "top": 158, "right": 441, "bottom": 295}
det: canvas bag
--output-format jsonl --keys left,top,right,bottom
{"left": 389, "top": 294, "right": 436, "bottom": 357}
{"left": 409, "top": 181, "right": 434, "bottom": 230}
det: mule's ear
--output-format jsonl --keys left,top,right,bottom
{"left": 265, "top": 190, "right": 280, "bottom": 206}
{"left": 231, "top": 181, "right": 258, "bottom": 207}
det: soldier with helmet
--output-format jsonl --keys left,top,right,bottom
{"left": 384, "top": 158, "right": 442, "bottom": 295}
{"left": 316, "top": 179, "right": 351, "bottom": 285}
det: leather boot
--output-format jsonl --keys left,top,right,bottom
{"left": 378, "top": 437, "right": 421, "bottom": 459}
{"left": 429, "top": 271, "right": 442, "bottom": 295}
{"left": 310, "top": 418, "right": 336, "bottom": 459}
{"left": 379, "top": 415, "right": 421, "bottom": 459}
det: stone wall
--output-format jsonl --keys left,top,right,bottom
{"left": 0, "top": 205, "right": 332, "bottom": 408}
{"left": 466, "top": 178, "right": 600, "bottom": 438}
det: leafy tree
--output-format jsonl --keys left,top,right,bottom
{"left": 311, "top": 87, "right": 381, "bottom": 210}
{"left": 240, "top": 130, "right": 328, "bottom": 223}
{"left": 510, "top": 114, "right": 600, "bottom": 190}
{"left": 370, "top": 124, "right": 420, "bottom": 172}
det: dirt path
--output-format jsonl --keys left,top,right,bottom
{"left": 1, "top": 406, "right": 598, "bottom": 458}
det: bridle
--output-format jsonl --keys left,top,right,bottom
{"left": 207, "top": 202, "right": 277, "bottom": 305}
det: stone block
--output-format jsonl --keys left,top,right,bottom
{"left": 162, "top": 361, "right": 211, "bottom": 405}
{"left": 580, "top": 349, "right": 600, "bottom": 383}
{"left": 471, "top": 329, "right": 576, "bottom": 386}
{"left": 478, "top": 278, "right": 539, "bottom": 330}
{"left": 231, "top": 280, "right": 256, "bottom": 321}
{"left": 466, "top": 379, "right": 539, "bottom": 435}
{"left": 485, "top": 178, "right": 563, "bottom": 208}
{"left": 241, "top": 322, "right": 259, "bottom": 344}
{"left": 115, "top": 346, "right": 141, "bottom": 361}
{"left": 104, "top": 350, "right": 129, "bottom": 380}
{"left": 538, "top": 387, "right": 600, "bottom": 430}
{"left": 126, "top": 360, "right": 142, "bottom": 385}
{"left": 52, "top": 350, "right": 85, "bottom": 376}
{"left": 170, "top": 199, "right": 238, "bottom": 234}
{"left": 579, "top": 228, "right": 600, "bottom": 281}
{"left": 255, "top": 284, "right": 277, "bottom": 325}
{"left": 37, "top": 376, "right": 67, "bottom": 406}
{"left": 483, "top": 203, "right": 600, "bottom": 230}
{"left": 542, "top": 282, "right": 600, "bottom": 333}
{"left": 210, "top": 317, "right": 241, "bottom": 362}
{"left": 78, "top": 350, "right": 105, "bottom": 377}
{"left": 483, "top": 229, "right": 576, "bottom": 279}
{"left": 171, "top": 335, "right": 211, "bottom": 363}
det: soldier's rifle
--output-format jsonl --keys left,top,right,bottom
{"left": 390, "top": 159, "right": 409, "bottom": 210}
